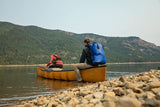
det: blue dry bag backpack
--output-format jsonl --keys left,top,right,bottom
{"left": 89, "top": 42, "right": 106, "bottom": 65}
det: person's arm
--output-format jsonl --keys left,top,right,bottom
{"left": 80, "top": 49, "right": 86, "bottom": 63}
{"left": 46, "top": 57, "right": 54, "bottom": 67}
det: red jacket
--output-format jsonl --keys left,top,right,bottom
{"left": 47, "top": 56, "right": 63, "bottom": 67}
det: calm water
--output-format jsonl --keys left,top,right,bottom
{"left": 0, "top": 63, "right": 160, "bottom": 106}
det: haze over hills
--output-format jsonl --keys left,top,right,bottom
{"left": 0, "top": 22, "right": 160, "bottom": 65}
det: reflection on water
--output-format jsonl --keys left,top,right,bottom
{"left": 36, "top": 77, "right": 87, "bottom": 91}
{"left": 0, "top": 63, "right": 160, "bottom": 106}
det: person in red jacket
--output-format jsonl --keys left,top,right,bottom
{"left": 46, "top": 54, "right": 63, "bottom": 68}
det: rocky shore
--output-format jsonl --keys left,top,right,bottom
{"left": 13, "top": 69, "right": 160, "bottom": 107}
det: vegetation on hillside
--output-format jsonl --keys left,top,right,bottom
{"left": 0, "top": 22, "right": 160, "bottom": 65}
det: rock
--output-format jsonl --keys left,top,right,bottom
{"left": 115, "top": 81, "right": 125, "bottom": 87}
{"left": 72, "top": 88, "right": 80, "bottom": 92}
{"left": 89, "top": 99, "right": 101, "bottom": 105}
{"left": 150, "top": 78, "right": 159, "bottom": 82}
{"left": 125, "top": 82, "right": 136, "bottom": 89}
{"left": 47, "top": 102, "right": 57, "bottom": 107}
{"left": 24, "top": 103, "right": 33, "bottom": 107}
{"left": 104, "top": 92, "right": 115, "bottom": 96}
{"left": 109, "top": 81, "right": 118, "bottom": 87}
{"left": 126, "top": 93, "right": 136, "bottom": 98}
{"left": 75, "top": 104, "right": 84, "bottom": 107}
{"left": 155, "top": 92, "right": 160, "bottom": 100}
{"left": 151, "top": 87, "right": 160, "bottom": 94}
{"left": 119, "top": 75, "right": 126, "bottom": 82}
{"left": 84, "top": 94, "right": 93, "bottom": 100}
{"left": 93, "top": 92, "right": 103, "bottom": 99}
{"left": 103, "top": 93, "right": 118, "bottom": 102}
{"left": 144, "top": 92, "right": 155, "bottom": 99}
{"left": 149, "top": 81, "right": 160, "bottom": 89}
{"left": 143, "top": 82, "right": 160, "bottom": 91}
{"left": 84, "top": 104, "right": 94, "bottom": 107}
{"left": 113, "top": 88, "right": 125, "bottom": 96}
{"left": 62, "top": 96, "right": 71, "bottom": 102}
{"left": 21, "top": 101, "right": 26, "bottom": 105}
{"left": 132, "top": 87, "right": 143, "bottom": 93}
{"left": 125, "top": 89, "right": 134, "bottom": 94}
{"left": 103, "top": 101, "right": 115, "bottom": 107}
{"left": 142, "top": 98, "right": 160, "bottom": 107}
{"left": 67, "top": 98, "right": 80, "bottom": 106}
{"left": 136, "top": 82, "right": 146, "bottom": 89}
{"left": 95, "top": 103, "right": 103, "bottom": 107}
{"left": 80, "top": 99, "right": 88, "bottom": 104}
{"left": 99, "top": 84, "right": 105, "bottom": 90}
{"left": 116, "top": 96, "right": 141, "bottom": 107}
{"left": 79, "top": 90, "right": 91, "bottom": 97}
{"left": 37, "top": 98, "right": 49, "bottom": 106}
{"left": 150, "top": 75, "right": 156, "bottom": 78}
{"left": 143, "top": 86, "right": 151, "bottom": 91}
{"left": 138, "top": 73, "right": 144, "bottom": 76}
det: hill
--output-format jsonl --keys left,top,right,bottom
{"left": 0, "top": 22, "right": 160, "bottom": 64}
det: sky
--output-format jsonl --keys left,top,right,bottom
{"left": 0, "top": 0, "right": 160, "bottom": 46}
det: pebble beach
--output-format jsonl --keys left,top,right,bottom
{"left": 12, "top": 69, "right": 160, "bottom": 107}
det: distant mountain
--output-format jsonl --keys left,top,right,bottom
{"left": 0, "top": 22, "right": 160, "bottom": 64}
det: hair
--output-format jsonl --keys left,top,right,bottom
{"left": 50, "top": 54, "right": 54, "bottom": 56}
{"left": 84, "top": 38, "right": 91, "bottom": 44}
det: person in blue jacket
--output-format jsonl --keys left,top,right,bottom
{"left": 73, "top": 38, "right": 93, "bottom": 81}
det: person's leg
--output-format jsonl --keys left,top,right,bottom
{"left": 73, "top": 63, "right": 93, "bottom": 81}
{"left": 44, "top": 65, "right": 56, "bottom": 71}
{"left": 49, "top": 65, "right": 56, "bottom": 68}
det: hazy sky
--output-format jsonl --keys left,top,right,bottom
{"left": 1, "top": 0, "right": 160, "bottom": 46}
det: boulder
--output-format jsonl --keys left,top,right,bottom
{"left": 78, "top": 90, "right": 92, "bottom": 97}
{"left": 103, "top": 93, "right": 118, "bottom": 102}
{"left": 116, "top": 96, "right": 141, "bottom": 107}
{"left": 132, "top": 87, "right": 143, "bottom": 93}
{"left": 67, "top": 98, "right": 80, "bottom": 106}
{"left": 80, "top": 98, "right": 88, "bottom": 104}
{"left": 149, "top": 81, "right": 160, "bottom": 89}
{"left": 93, "top": 92, "right": 103, "bottom": 99}
{"left": 84, "top": 94, "right": 93, "bottom": 100}
{"left": 104, "top": 92, "right": 115, "bottom": 96}
{"left": 113, "top": 88, "right": 125, "bottom": 96}
{"left": 89, "top": 99, "right": 101, "bottom": 105}
{"left": 125, "top": 82, "right": 136, "bottom": 89}
{"left": 119, "top": 75, "right": 126, "bottom": 82}
{"left": 47, "top": 102, "right": 58, "bottom": 107}
{"left": 144, "top": 92, "right": 155, "bottom": 99}
{"left": 23, "top": 103, "right": 33, "bottom": 107}
{"left": 95, "top": 102, "right": 103, "bottom": 107}
{"left": 103, "top": 101, "right": 115, "bottom": 107}
{"left": 155, "top": 92, "right": 160, "bottom": 100}
{"left": 142, "top": 98, "right": 160, "bottom": 107}
{"left": 151, "top": 87, "right": 160, "bottom": 94}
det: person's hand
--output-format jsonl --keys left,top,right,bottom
{"left": 45, "top": 66, "right": 48, "bottom": 69}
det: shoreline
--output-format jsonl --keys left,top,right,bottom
{"left": 13, "top": 69, "right": 160, "bottom": 107}
{"left": 0, "top": 62, "right": 160, "bottom": 67}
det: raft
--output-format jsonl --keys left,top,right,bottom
{"left": 36, "top": 65, "right": 107, "bottom": 82}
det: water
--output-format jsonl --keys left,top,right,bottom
{"left": 0, "top": 63, "right": 159, "bottom": 106}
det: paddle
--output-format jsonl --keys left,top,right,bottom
{"left": 38, "top": 66, "right": 46, "bottom": 70}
